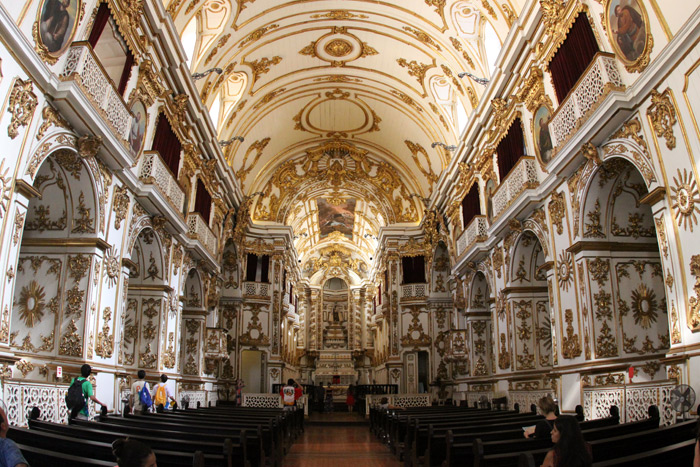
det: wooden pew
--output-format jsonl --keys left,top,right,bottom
{"left": 28, "top": 419, "right": 241, "bottom": 467}
{"left": 15, "top": 443, "right": 119, "bottom": 467}
{"left": 9, "top": 427, "right": 210, "bottom": 466}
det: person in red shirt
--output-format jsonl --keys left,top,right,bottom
{"left": 280, "top": 378, "right": 303, "bottom": 410}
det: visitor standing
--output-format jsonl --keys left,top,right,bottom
{"left": 152, "top": 374, "right": 176, "bottom": 411}
{"left": 324, "top": 382, "right": 334, "bottom": 413}
{"left": 346, "top": 385, "right": 355, "bottom": 412}
{"left": 69, "top": 364, "right": 106, "bottom": 420}
{"left": 280, "top": 378, "right": 302, "bottom": 410}
{"left": 130, "top": 370, "right": 150, "bottom": 415}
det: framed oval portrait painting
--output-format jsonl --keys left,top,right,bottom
{"left": 36, "top": 0, "right": 81, "bottom": 60}
{"left": 605, "top": 0, "right": 653, "bottom": 72}
{"left": 533, "top": 105, "right": 554, "bottom": 166}
{"left": 128, "top": 100, "right": 147, "bottom": 155}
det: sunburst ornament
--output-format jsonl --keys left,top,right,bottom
{"left": 630, "top": 283, "right": 658, "bottom": 329}
{"left": 671, "top": 168, "right": 700, "bottom": 232}
{"left": 17, "top": 280, "right": 46, "bottom": 328}
{"left": 557, "top": 251, "right": 573, "bottom": 291}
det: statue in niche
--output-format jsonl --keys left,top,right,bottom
{"left": 332, "top": 305, "right": 340, "bottom": 323}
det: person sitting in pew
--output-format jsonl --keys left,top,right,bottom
{"left": 541, "top": 415, "right": 591, "bottom": 467}
{"left": 524, "top": 396, "right": 558, "bottom": 439}
{"left": 0, "top": 403, "right": 28, "bottom": 467}
{"left": 112, "top": 438, "right": 156, "bottom": 467}
{"left": 377, "top": 397, "right": 404, "bottom": 411}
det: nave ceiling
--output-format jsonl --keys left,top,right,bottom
{"left": 165, "top": 0, "right": 521, "bottom": 272}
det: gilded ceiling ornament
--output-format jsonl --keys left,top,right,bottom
{"left": 310, "top": 10, "right": 368, "bottom": 20}
{"left": 236, "top": 24, "right": 275, "bottom": 50}
{"left": 501, "top": 3, "right": 517, "bottom": 26}
{"left": 548, "top": 191, "right": 566, "bottom": 235}
{"left": 424, "top": 0, "right": 446, "bottom": 26}
{"left": 13, "top": 211, "right": 25, "bottom": 246}
{"left": 95, "top": 307, "right": 114, "bottom": 358}
{"left": 0, "top": 160, "right": 11, "bottom": 221}
{"left": 583, "top": 199, "right": 605, "bottom": 238}
{"left": 561, "top": 309, "right": 582, "bottom": 359}
{"left": 396, "top": 58, "right": 434, "bottom": 88}
{"left": 112, "top": 185, "right": 130, "bottom": 230}
{"left": 498, "top": 333, "right": 510, "bottom": 369}
{"left": 324, "top": 39, "right": 353, "bottom": 57}
{"left": 403, "top": 26, "right": 441, "bottom": 51}
{"left": 449, "top": 37, "right": 475, "bottom": 68}
{"left": 7, "top": 78, "right": 38, "bottom": 139}
{"left": 670, "top": 168, "right": 700, "bottom": 232}
{"left": 18, "top": 280, "right": 46, "bottom": 328}
{"left": 401, "top": 307, "right": 431, "bottom": 348}
{"left": 252, "top": 88, "right": 286, "bottom": 110}
{"left": 429, "top": 102, "right": 450, "bottom": 130}
{"left": 66, "top": 285, "right": 85, "bottom": 317}
{"left": 391, "top": 90, "right": 423, "bottom": 113}
{"left": 440, "top": 65, "right": 464, "bottom": 95}
{"left": 204, "top": 33, "right": 231, "bottom": 66}
{"left": 104, "top": 248, "right": 120, "bottom": 288}
{"left": 646, "top": 88, "right": 677, "bottom": 150}
{"left": 71, "top": 191, "right": 94, "bottom": 234}
{"left": 236, "top": 137, "right": 270, "bottom": 185}
{"left": 581, "top": 142, "right": 602, "bottom": 166}
{"left": 243, "top": 55, "right": 283, "bottom": 86}
{"left": 404, "top": 141, "right": 438, "bottom": 187}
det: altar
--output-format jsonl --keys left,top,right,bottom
{"left": 313, "top": 352, "right": 357, "bottom": 386}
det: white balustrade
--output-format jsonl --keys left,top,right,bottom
{"left": 243, "top": 393, "right": 283, "bottom": 408}
{"left": 401, "top": 283, "right": 427, "bottom": 300}
{"left": 550, "top": 53, "right": 624, "bottom": 147}
{"left": 242, "top": 281, "right": 271, "bottom": 298}
{"left": 492, "top": 157, "right": 539, "bottom": 218}
{"left": 365, "top": 393, "right": 431, "bottom": 415}
{"left": 139, "top": 151, "right": 186, "bottom": 213}
{"left": 187, "top": 212, "right": 218, "bottom": 258}
{"left": 3, "top": 381, "right": 99, "bottom": 426}
{"left": 583, "top": 382, "right": 675, "bottom": 426}
{"left": 456, "top": 215, "right": 488, "bottom": 257}
{"left": 59, "top": 42, "right": 131, "bottom": 141}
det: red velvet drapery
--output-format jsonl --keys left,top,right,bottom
{"left": 461, "top": 182, "right": 481, "bottom": 228}
{"left": 194, "top": 178, "right": 212, "bottom": 223}
{"left": 88, "top": 2, "right": 110, "bottom": 48}
{"left": 496, "top": 118, "right": 525, "bottom": 181}
{"left": 245, "top": 253, "right": 257, "bottom": 282}
{"left": 117, "top": 50, "right": 134, "bottom": 95}
{"left": 549, "top": 14, "right": 600, "bottom": 103}
{"left": 151, "top": 115, "right": 182, "bottom": 178}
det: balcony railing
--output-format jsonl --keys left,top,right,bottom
{"left": 59, "top": 42, "right": 131, "bottom": 141}
{"left": 140, "top": 151, "right": 186, "bottom": 213}
{"left": 242, "top": 281, "right": 271, "bottom": 298}
{"left": 456, "top": 215, "right": 488, "bottom": 257}
{"left": 401, "top": 283, "right": 427, "bottom": 301}
{"left": 187, "top": 212, "right": 217, "bottom": 258}
{"left": 550, "top": 52, "right": 624, "bottom": 147}
{"left": 492, "top": 156, "right": 539, "bottom": 218}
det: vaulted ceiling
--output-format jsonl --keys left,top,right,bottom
{"left": 165, "top": 0, "right": 521, "bottom": 271}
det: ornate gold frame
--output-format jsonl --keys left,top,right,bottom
{"left": 604, "top": 0, "right": 653, "bottom": 73}
{"left": 33, "top": 0, "right": 83, "bottom": 65}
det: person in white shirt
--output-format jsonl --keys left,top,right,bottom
{"left": 152, "top": 374, "right": 176, "bottom": 410}
{"left": 129, "top": 370, "right": 150, "bottom": 414}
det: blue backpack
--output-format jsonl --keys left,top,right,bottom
{"left": 139, "top": 383, "right": 152, "bottom": 408}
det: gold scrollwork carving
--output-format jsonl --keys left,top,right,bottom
{"left": 7, "top": 78, "right": 38, "bottom": 139}
{"left": 646, "top": 89, "right": 676, "bottom": 150}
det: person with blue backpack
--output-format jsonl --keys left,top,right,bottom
{"left": 129, "top": 370, "right": 152, "bottom": 414}
{"left": 66, "top": 364, "right": 106, "bottom": 420}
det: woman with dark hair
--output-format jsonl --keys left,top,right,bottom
{"left": 540, "top": 415, "right": 592, "bottom": 467}
{"left": 112, "top": 438, "right": 156, "bottom": 467}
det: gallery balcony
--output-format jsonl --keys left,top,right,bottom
{"left": 59, "top": 42, "right": 131, "bottom": 143}
{"left": 242, "top": 281, "right": 272, "bottom": 301}
{"left": 549, "top": 52, "right": 624, "bottom": 147}
{"left": 456, "top": 215, "right": 488, "bottom": 258}
{"left": 400, "top": 283, "right": 427, "bottom": 303}
{"left": 187, "top": 212, "right": 218, "bottom": 259}
{"left": 492, "top": 156, "right": 540, "bottom": 219}
{"left": 139, "top": 151, "right": 186, "bottom": 214}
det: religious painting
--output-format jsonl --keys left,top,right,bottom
{"left": 533, "top": 105, "right": 554, "bottom": 165}
{"left": 36, "top": 0, "right": 81, "bottom": 58}
{"left": 317, "top": 198, "right": 356, "bottom": 239}
{"left": 605, "top": 0, "right": 653, "bottom": 72}
{"left": 128, "top": 100, "right": 147, "bottom": 155}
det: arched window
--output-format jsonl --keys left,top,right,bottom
{"left": 181, "top": 15, "right": 198, "bottom": 69}
{"left": 482, "top": 20, "right": 501, "bottom": 77}
{"left": 430, "top": 75, "right": 468, "bottom": 133}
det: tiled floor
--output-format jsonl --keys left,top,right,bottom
{"left": 284, "top": 424, "right": 400, "bottom": 466}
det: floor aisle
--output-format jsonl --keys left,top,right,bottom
{"left": 284, "top": 420, "right": 401, "bottom": 466}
